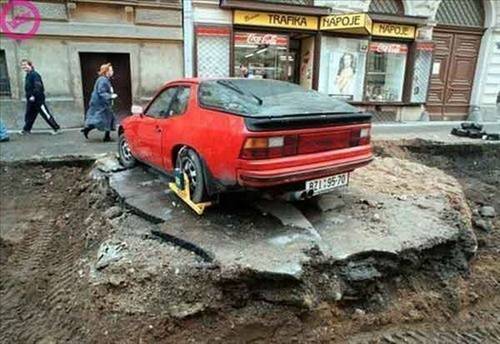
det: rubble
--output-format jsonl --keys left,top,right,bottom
{"left": 104, "top": 206, "right": 123, "bottom": 219}
{"left": 479, "top": 205, "right": 496, "bottom": 218}
{"left": 96, "top": 241, "right": 127, "bottom": 270}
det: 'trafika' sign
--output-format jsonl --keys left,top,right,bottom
{"left": 234, "top": 10, "right": 318, "bottom": 31}
{"left": 320, "top": 13, "right": 372, "bottom": 35}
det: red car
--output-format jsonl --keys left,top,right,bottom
{"left": 118, "top": 78, "right": 373, "bottom": 202}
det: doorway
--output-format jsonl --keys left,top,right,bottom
{"left": 79, "top": 52, "right": 132, "bottom": 122}
{"left": 427, "top": 29, "right": 483, "bottom": 120}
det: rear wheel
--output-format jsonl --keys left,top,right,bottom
{"left": 176, "top": 148, "right": 207, "bottom": 203}
{"left": 118, "top": 133, "right": 137, "bottom": 168}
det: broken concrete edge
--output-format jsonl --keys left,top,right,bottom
{"left": 0, "top": 154, "right": 106, "bottom": 167}
{"left": 150, "top": 229, "right": 214, "bottom": 263}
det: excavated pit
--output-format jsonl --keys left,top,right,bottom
{"left": 0, "top": 140, "right": 498, "bottom": 343}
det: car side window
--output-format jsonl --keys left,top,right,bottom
{"left": 145, "top": 87, "right": 177, "bottom": 118}
{"left": 169, "top": 87, "right": 191, "bottom": 116}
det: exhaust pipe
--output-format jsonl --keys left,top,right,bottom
{"left": 282, "top": 189, "right": 314, "bottom": 202}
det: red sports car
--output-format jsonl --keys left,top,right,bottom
{"left": 118, "top": 78, "right": 373, "bottom": 202}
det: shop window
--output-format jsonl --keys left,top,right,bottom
{"left": 318, "top": 37, "right": 368, "bottom": 101}
{"left": 196, "top": 27, "right": 231, "bottom": 78}
{"left": 234, "top": 32, "right": 291, "bottom": 81}
{"left": 0, "top": 50, "right": 11, "bottom": 97}
{"left": 364, "top": 42, "right": 408, "bottom": 102}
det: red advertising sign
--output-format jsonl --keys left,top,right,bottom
{"left": 369, "top": 42, "right": 408, "bottom": 54}
{"left": 416, "top": 42, "right": 434, "bottom": 52}
{"left": 196, "top": 26, "right": 231, "bottom": 37}
{"left": 234, "top": 32, "right": 288, "bottom": 46}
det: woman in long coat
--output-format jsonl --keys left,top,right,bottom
{"left": 81, "top": 63, "right": 117, "bottom": 142}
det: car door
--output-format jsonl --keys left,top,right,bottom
{"left": 137, "top": 87, "right": 178, "bottom": 167}
{"left": 158, "top": 85, "right": 192, "bottom": 171}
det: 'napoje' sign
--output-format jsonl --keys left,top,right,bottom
{"left": 234, "top": 10, "right": 318, "bottom": 30}
{"left": 372, "top": 22, "right": 415, "bottom": 39}
{"left": 320, "top": 13, "right": 372, "bottom": 34}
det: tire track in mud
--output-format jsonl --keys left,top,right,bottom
{"left": 0, "top": 167, "right": 95, "bottom": 343}
{"left": 348, "top": 296, "right": 500, "bottom": 344}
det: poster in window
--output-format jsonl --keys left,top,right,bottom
{"left": 326, "top": 39, "right": 367, "bottom": 101}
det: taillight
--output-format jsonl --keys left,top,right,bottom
{"left": 240, "top": 127, "right": 370, "bottom": 160}
{"left": 350, "top": 127, "right": 371, "bottom": 146}
{"left": 359, "top": 127, "right": 371, "bottom": 145}
{"left": 240, "top": 136, "right": 298, "bottom": 159}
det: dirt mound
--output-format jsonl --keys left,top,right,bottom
{"left": 0, "top": 142, "right": 498, "bottom": 343}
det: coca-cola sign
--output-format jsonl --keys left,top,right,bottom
{"left": 369, "top": 42, "right": 408, "bottom": 54}
{"left": 235, "top": 32, "right": 288, "bottom": 46}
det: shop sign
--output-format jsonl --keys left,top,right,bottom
{"left": 372, "top": 22, "right": 415, "bottom": 39}
{"left": 196, "top": 26, "right": 230, "bottom": 37}
{"left": 369, "top": 42, "right": 408, "bottom": 54}
{"left": 234, "top": 32, "right": 288, "bottom": 46}
{"left": 416, "top": 41, "right": 434, "bottom": 52}
{"left": 320, "top": 13, "right": 372, "bottom": 35}
{"left": 234, "top": 10, "right": 318, "bottom": 31}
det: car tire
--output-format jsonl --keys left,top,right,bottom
{"left": 118, "top": 133, "right": 137, "bottom": 168}
{"left": 176, "top": 148, "right": 207, "bottom": 203}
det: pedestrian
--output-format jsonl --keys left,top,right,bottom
{"left": 20, "top": 59, "right": 60, "bottom": 135}
{"left": 0, "top": 120, "right": 9, "bottom": 142}
{"left": 81, "top": 63, "right": 118, "bottom": 142}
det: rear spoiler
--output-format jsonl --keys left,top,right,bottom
{"left": 244, "top": 112, "right": 372, "bottom": 131}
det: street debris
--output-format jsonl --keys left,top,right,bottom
{"left": 451, "top": 122, "right": 500, "bottom": 141}
{"left": 96, "top": 240, "right": 127, "bottom": 270}
{"left": 104, "top": 206, "right": 123, "bottom": 219}
{"left": 479, "top": 205, "right": 496, "bottom": 218}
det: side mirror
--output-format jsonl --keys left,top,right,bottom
{"left": 131, "top": 105, "right": 143, "bottom": 116}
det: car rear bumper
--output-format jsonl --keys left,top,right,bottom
{"left": 236, "top": 146, "right": 373, "bottom": 188}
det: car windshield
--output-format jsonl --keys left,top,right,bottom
{"left": 198, "top": 79, "right": 359, "bottom": 117}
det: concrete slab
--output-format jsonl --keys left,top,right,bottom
{"left": 103, "top": 157, "right": 474, "bottom": 280}
{"left": 109, "top": 167, "right": 173, "bottom": 223}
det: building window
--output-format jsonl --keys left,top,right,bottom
{"left": 369, "top": 0, "right": 404, "bottom": 15}
{"left": 0, "top": 50, "right": 11, "bottom": 97}
{"left": 364, "top": 42, "right": 408, "bottom": 102}
{"left": 318, "top": 37, "right": 368, "bottom": 101}
{"left": 234, "top": 32, "right": 290, "bottom": 81}
{"left": 196, "top": 27, "right": 231, "bottom": 78}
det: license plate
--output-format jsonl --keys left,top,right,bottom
{"left": 305, "top": 173, "right": 349, "bottom": 195}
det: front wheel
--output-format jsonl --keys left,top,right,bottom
{"left": 176, "top": 148, "right": 207, "bottom": 203}
{"left": 118, "top": 133, "right": 137, "bottom": 168}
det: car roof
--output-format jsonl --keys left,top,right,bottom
{"left": 164, "top": 77, "right": 265, "bottom": 85}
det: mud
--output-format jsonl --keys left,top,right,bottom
{"left": 0, "top": 140, "right": 499, "bottom": 343}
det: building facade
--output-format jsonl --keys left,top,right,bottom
{"left": 1, "top": 0, "right": 498, "bottom": 129}
{"left": 186, "top": 0, "right": 500, "bottom": 122}
{"left": 0, "top": 0, "right": 183, "bottom": 129}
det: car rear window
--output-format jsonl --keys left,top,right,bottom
{"left": 198, "top": 79, "right": 358, "bottom": 117}
{"left": 198, "top": 80, "right": 261, "bottom": 116}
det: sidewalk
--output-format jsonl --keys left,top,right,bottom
{"left": 373, "top": 121, "right": 500, "bottom": 143}
{"left": 0, "top": 129, "right": 116, "bottom": 163}
{"left": 0, "top": 122, "right": 499, "bottom": 163}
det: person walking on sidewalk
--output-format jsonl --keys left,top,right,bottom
{"left": 81, "top": 63, "right": 118, "bottom": 142}
{"left": 20, "top": 59, "right": 60, "bottom": 135}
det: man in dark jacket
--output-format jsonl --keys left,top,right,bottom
{"left": 20, "top": 59, "right": 60, "bottom": 135}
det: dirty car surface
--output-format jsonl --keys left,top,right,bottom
{"left": 119, "top": 78, "right": 373, "bottom": 201}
